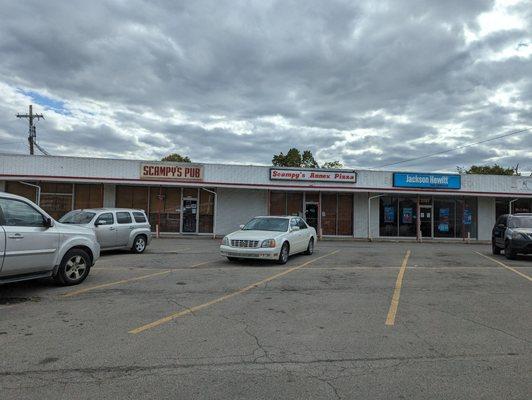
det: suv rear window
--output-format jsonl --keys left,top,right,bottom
{"left": 133, "top": 212, "right": 147, "bottom": 223}
{"left": 116, "top": 212, "right": 132, "bottom": 224}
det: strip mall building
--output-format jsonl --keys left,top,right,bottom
{"left": 1, "top": 154, "right": 531, "bottom": 241}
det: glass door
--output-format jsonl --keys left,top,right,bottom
{"left": 305, "top": 203, "right": 319, "bottom": 231}
{"left": 181, "top": 198, "right": 198, "bottom": 233}
{"left": 419, "top": 205, "right": 432, "bottom": 238}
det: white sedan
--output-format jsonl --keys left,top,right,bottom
{"left": 220, "top": 216, "right": 317, "bottom": 264}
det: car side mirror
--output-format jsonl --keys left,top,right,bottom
{"left": 44, "top": 217, "right": 53, "bottom": 228}
{"left": 239, "top": 224, "right": 245, "bottom": 229}
{"left": 497, "top": 224, "right": 505, "bottom": 228}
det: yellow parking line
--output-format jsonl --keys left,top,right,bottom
{"left": 62, "top": 270, "right": 172, "bottom": 297}
{"left": 129, "top": 250, "right": 340, "bottom": 334}
{"left": 474, "top": 251, "right": 532, "bottom": 282}
{"left": 385, "top": 250, "right": 411, "bottom": 326}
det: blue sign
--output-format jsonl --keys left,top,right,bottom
{"left": 393, "top": 173, "right": 461, "bottom": 189}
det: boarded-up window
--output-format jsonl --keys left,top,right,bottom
{"left": 75, "top": 184, "right": 103, "bottom": 209}
{"left": 148, "top": 187, "right": 181, "bottom": 232}
{"left": 5, "top": 181, "right": 37, "bottom": 202}
{"left": 199, "top": 189, "right": 215, "bottom": 233}
{"left": 116, "top": 186, "right": 149, "bottom": 211}
{"left": 287, "top": 193, "right": 303, "bottom": 216}
{"left": 270, "top": 192, "right": 286, "bottom": 215}
{"left": 321, "top": 193, "right": 337, "bottom": 235}
{"left": 337, "top": 194, "right": 353, "bottom": 235}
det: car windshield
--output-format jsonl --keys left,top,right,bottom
{"left": 59, "top": 210, "right": 96, "bottom": 224}
{"left": 242, "top": 217, "right": 289, "bottom": 232}
{"left": 509, "top": 216, "right": 532, "bottom": 228}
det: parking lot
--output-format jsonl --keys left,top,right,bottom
{"left": 0, "top": 239, "right": 530, "bottom": 399}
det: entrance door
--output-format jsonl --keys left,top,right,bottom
{"left": 182, "top": 198, "right": 198, "bottom": 233}
{"left": 419, "top": 206, "right": 432, "bottom": 238}
{"left": 305, "top": 203, "right": 319, "bottom": 232}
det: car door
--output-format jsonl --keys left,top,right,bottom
{"left": 94, "top": 212, "right": 117, "bottom": 248}
{"left": 0, "top": 225, "right": 5, "bottom": 274}
{"left": 115, "top": 211, "right": 134, "bottom": 246}
{"left": 0, "top": 197, "right": 59, "bottom": 276}
{"left": 494, "top": 216, "right": 507, "bottom": 247}
{"left": 297, "top": 218, "right": 312, "bottom": 248}
{"left": 289, "top": 218, "right": 304, "bottom": 253}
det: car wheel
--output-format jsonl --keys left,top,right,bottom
{"left": 277, "top": 243, "right": 289, "bottom": 265}
{"left": 54, "top": 249, "right": 91, "bottom": 286}
{"left": 304, "top": 238, "right": 314, "bottom": 255}
{"left": 227, "top": 257, "right": 239, "bottom": 262}
{"left": 505, "top": 242, "right": 516, "bottom": 260}
{"left": 492, "top": 240, "right": 501, "bottom": 255}
{"left": 131, "top": 235, "right": 147, "bottom": 254}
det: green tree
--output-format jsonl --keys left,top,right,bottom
{"left": 457, "top": 164, "right": 520, "bottom": 176}
{"left": 321, "top": 161, "right": 343, "bottom": 169}
{"left": 161, "top": 153, "right": 191, "bottom": 163}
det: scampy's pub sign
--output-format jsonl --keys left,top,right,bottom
{"left": 270, "top": 168, "right": 357, "bottom": 183}
{"left": 140, "top": 163, "right": 204, "bottom": 181}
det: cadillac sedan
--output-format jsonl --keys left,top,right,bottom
{"left": 220, "top": 216, "right": 317, "bottom": 264}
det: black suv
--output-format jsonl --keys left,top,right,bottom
{"left": 492, "top": 213, "right": 532, "bottom": 259}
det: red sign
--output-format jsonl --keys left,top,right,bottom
{"left": 270, "top": 168, "right": 357, "bottom": 183}
{"left": 140, "top": 163, "right": 204, "bottom": 181}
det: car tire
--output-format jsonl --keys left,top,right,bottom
{"left": 227, "top": 257, "right": 239, "bottom": 262}
{"left": 304, "top": 238, "right": 314, "bottom": 255}
{"left": 54, "top": 249, "right": 91, "bottom": 286}
{"left": 131, "top": 235, "right": 147, "bottom": 254}
{"left": 277, "top": 243, "right": 289, "bottom": 265}
{"left": 492, "top": 240, "right": 501, "bottom": 255}
{"left": 505, "top": 242, "right": 516, "bottom": 260}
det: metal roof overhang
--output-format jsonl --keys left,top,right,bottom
{"left": 2, "top": 173, "right": 531, "bottom": 198}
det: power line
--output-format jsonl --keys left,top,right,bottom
{"left": 372, "top": 127, "right": 531, "bottom": 169}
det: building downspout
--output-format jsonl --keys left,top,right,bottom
{"left": 201, "top": 188, "right": 217, "bottom": 240}
{"left": 368, "top": 194, "right": 384, "bottom": 241}
{"left": 509, "top": 198, "right": 518, "bottom": 214}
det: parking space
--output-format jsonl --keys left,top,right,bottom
{"left": 0, "top": 239, "right": 530, "bottom": 399}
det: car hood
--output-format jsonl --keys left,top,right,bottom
{"left": 226, "top": 230, "right": 285, "bottom": 240}
{"left": 54, "top": 221, "right": 95, "bottom": 235}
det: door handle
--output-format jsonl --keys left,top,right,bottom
{"left": 129, "top": 226, "right": 135, "bottom": 230}
{"left": 109, "top": 227, "right": 116, "bottom": 231}
{"left": 8, "top": 233, "right": 24, "bottom": 239}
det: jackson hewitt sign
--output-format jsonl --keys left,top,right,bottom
{"left": 140, "top": 163, "right": 204, "bottom": 181}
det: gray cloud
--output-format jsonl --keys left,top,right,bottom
{"left": 0, "top": 0, "right": 530, "bottom": 172}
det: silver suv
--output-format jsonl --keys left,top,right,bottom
{"left": 59, "top": 208, "right": 152, "bottom": 253}
{"left": 0, "top": 192, "right": 100, "bottom": 285}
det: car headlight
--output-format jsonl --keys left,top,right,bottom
{"left": 261, "top": 239, "right": 276, "bottom": 248}
{"left": 511, "top": 231, "right": 527, "bottom": 240}
{"left": 222, "top": 236, "right": 230, "bottom": 245}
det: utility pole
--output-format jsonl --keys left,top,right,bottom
{"left": 17, "top": 104, "right": 44, "bottom": 155}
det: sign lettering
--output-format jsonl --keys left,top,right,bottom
{"left": 140, "top": 163, "right": 204, "bottom": 181}
{"left": 270, "top": 168, "right": 357, "bottom": 183}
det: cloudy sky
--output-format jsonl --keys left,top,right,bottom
{"left": 0, "top": 0, "right": 530, "bottom": 172}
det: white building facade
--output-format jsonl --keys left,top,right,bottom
{"left": 1, "top": 154, "right": 531, "bottom": 241}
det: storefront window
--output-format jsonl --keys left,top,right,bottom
{"left": 456, "top": 197, "right": 477, "bottom": 239}
{"left": 398, "top": 197, "right": 417, "bottom": 237}
{"left": 380, "top": 196, "right": 398, "bottom": 237}
{"left": 433, "top": 198, "right": 455, "bottom": 238}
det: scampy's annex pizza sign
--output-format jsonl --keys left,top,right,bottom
{"left": 270, "top": 168, "right": 357, "bottom": 183}
{"left": 140, "top": 163, "right": 204, "bottom": 181}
